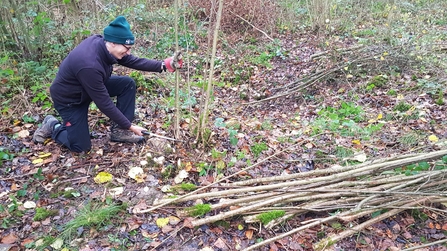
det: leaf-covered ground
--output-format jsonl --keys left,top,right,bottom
{"left": 1, "top": 31, "right": 447, "bottom": 251}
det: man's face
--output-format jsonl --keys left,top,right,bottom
{"left": 110, "top": 43, "right": 132, "bottom": 59}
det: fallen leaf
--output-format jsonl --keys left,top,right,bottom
{"left": 38, "top": 152, "right": 52, "bottom": 158}
{"left": 343, "top": 151, "right": 367, "bottom": 163}
{"left": 156, "top": 218, "right": 170, "bottom": 228}
{"left": 128, "top": 167, "right": 145, "bottom": 183}
{"left": 169, "top": 216, "right": 181, "bottom": 225}
{"left": 0, "top": 244, "right": 16, "bottom": 250}
{"left": 93, "top": 171, "right": 113, "bottom": 184}
{"left": 17, "top": 130, "right": 29, "bottom": 138}
{"left": 352, "top": 139, "right": 361, "bottom": 145}
{"left": 429, "top": 135, "right": 439, "bottom": 142}
{"left": 245, "top": 229, "right": 254, "bottom": 239}
{"left": 109, "top": 187, "right": 124, "bottom": 196}
{"left": 1, "top": 233, "right": 19, "bottom": 244}
{"left": 184, "top": 162, "right": 193, "bottom": 171}
{"left": 200, "top": 247, "right": 214, "bottom": 251}
{"left": 50, "top": 239, "right": 64, "bottom": 249}
{"left": 32, "top": 159, "right": 43, "bottom": 164}
{"left": 174, "top": 170, "right": 189, "bottom": 184}
{"left": 23, "top": 201, "right": 36, "bottom": 209}
{"left": 213, "top": 238, "right": 226, "bottom": 249}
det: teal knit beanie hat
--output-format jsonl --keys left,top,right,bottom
{"left": 103, "top": 16, "right": 135, "bottom": 45}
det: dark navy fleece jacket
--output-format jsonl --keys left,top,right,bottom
{"left": 50, "top": 35, "right": 162, "bottom": 129}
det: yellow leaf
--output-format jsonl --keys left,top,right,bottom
{"left": 429, "top": 135, "right": 439, "bottom": 142}
{"left": 383, "top": 52, "right": 389, "bottom": 56}
{"left": 346, "top": 74, "right": 354, "bottom": 79}
{"left": 352, "top": 139, "right": 361, "bottom": 145}
{"left": 184, "top": 162, "right": 193, "bottom": 171}
{"left": 38, "top": 152, "right": 52, "bottom": 158}
{"left": 238, "top": 224, "right": 244, "bottom": 230}
{"left": 377, "top": 113, "right": 383, "bottom": 120}
{"left": 216, "top": 160, "right": 226, "bottom": 170}
{"left": 94, "top": 172, "right": 113, "bottom": 184}
{"left": 32, "top": 159, "right": 43, "bottom": 164}
{"left": 156, "top": 218, "right": 170, "bottom": 228}
{"left": 61, "top": 248, "right": 70, "bottom": 251}
{"left": 380, "top": 56, "right": 385, "bottom": 60}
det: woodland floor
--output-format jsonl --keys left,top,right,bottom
{"left": 1, "top": 32, "right": 447, "bottom": 251}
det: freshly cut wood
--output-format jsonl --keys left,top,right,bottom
{"left": 137, "top": 148, "right": 447, "bottom": 251}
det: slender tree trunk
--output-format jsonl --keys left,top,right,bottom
{"left": 174, "top": 0, "right": 180, "bottom": 138}
{"left": 199, "top": 0, "right": 223, "bottom": 144}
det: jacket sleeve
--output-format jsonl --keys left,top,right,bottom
{"left": 76, "top": 68, "right": 132, "bottom": 129}
{"left": 118, "top": 55, "right": 163, "bottom": 72}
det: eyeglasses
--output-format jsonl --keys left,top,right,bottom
{"left": 121, "top": 44, "right": 132, "bottom": 52}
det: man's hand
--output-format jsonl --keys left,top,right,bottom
{"left": 129, "top": 125, "right": 147, "bottom": 136}
{"left": 164, "top": 51, "right": 183, "bottom": 72}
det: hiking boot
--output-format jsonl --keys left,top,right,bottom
{"left": 33, "top": 115, "right": 59, "bottom": 143}
{"left": 110, "top": 127, "right": 144, "bottom": 143}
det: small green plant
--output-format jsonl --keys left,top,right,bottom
{"left": 367, "top": 75, "right": 388, "bottom": 89}
{"left": 228, "top": 129, "right": 238, "bottom": 146}
{"left": 330, "top": 221, "right": 343, "bottom": 230}
{"left": 261, "top": 120, "right": 273, "bottom": 130}
{"left": 436, "top": 89, "right": 445, "bottom": 105}
{"left": 196, "top": 162, "right": 213, "bottom": 176}
{"left": 185, "top": 204, "right": 211, "bottom": 217}
{"left": 311, "top": 102, "right": 381, "bottom": 139}
{"left": 411, "top": 209, "right": 428, "bottom": 221}
{"left": 387, "top": 89, "right": 397, "bottom": 96}
{"left": 16, "top": 183, "right": 28, "bottom": 197}
{"left": 34, "top": 207, "right": 58, "bottom": 221}
{"left": 161, "top": 164, "right": 175, "bottom": 179}
{"left": 334, "top": 146, "right": 354, "bottom": 159}
{"left": 391, "top": 161, "right": 432, "bottom": 176}
{"left": 398, "top": 132, "right": 420, "bottom": 147}
{"left": 394, "top": 101, "right": 412, "bottom": 112}
{"left": 257, "top": 210, "right": 285, "bottom": 225}
{"left": 211, "top": 148, "right": 227, "bottom": 160}
{"left": 108, "top": 233, "right": 133, "bottom": 250}
{"left": 214, "top": 118, "right": 239, "bottom": 146}
{"left": 60, "top": 202, "right": 126, "bottom": 242}
{"left": 236, "top": 150, "right": 246, "bottom": 160}
{"left": 251, "top": 141, "right": 268, "bottom": 158}
{"left": 0, "top": 148, "right": 14, "bottom": 168}
{"left": 33, "top": 168, "right": 45, "bottom": 181}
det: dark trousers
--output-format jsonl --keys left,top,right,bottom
{"left": 51, "top": 76, "right": 136, "bottom": 152}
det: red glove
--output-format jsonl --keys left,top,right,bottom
{"left": 164, "top": 51, "right": 183, "bottom": 72}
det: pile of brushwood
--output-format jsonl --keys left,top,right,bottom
{"left": 135, "top": 148, "right": 447, "bottom": 251}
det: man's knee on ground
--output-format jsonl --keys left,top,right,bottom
{"left": 71, "top": 142, "right": 91, "bottom": 153}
